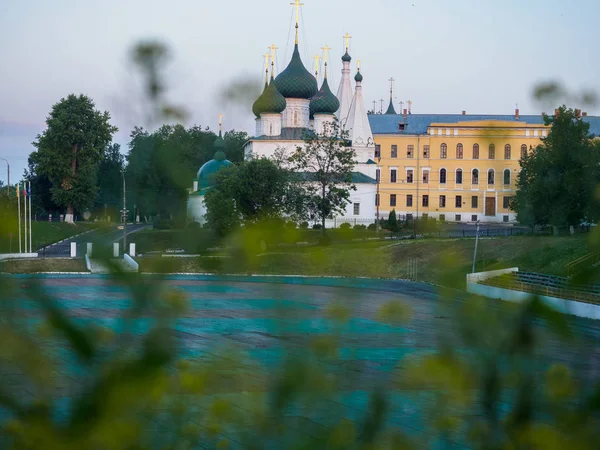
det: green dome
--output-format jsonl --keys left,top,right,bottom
{"left": 310, "top": 77, "right": 340, "bottom": 116}
{"left": 196, "top": 151, "right": 233, "bottom": 189}
{"left": 354, "top": 70, "right": 363, "bottom": 82}
{"left": 274, "top": 44, "right": 318, "bottom": 99}
{"left": 341, "top": 51, "right": 352, "bottom": 62}
{"left": 252, "top": 77, "right": 287, "bottom": 118}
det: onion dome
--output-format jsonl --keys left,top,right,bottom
{"left": 310, "top": 74, "right": 340, "bottom": 116}
{"left": 196, "top": 150, "right": 233, "bottom": 189}
{"left": 274, "top": 44, "right": 318, "bottom": 99}
{"left": 342, "top": 51, "right": 352, "bottom": 62}
{"left": 252, "top": 76, "right": 287, "bottom": 118}
{"left": 354, "top": 70, "right": 363, "bottom": 83}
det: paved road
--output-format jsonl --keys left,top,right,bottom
{"left": 39, "top": 223, "right": 151, "bottom": 257}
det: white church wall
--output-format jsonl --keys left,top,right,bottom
{"left": 282, "top": 98, "right": 310, "bottom": 128}
{"left": 187, "top": 195, "right": 207, "bottom": 225}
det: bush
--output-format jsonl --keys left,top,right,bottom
{"left": 367, "top": 223, "right": 377, "bottom": 231}
{"left": 339, "top": 222, "right": 351, "bottom": 230}
{"left": 187, "top": 221, "right": 201, "bottom": 229}
{"left": 312, "top": 224, "right": 323, "bottom": 230}
{"left": 285, "top": 221, "right": 297, "bottom": 229}
{"left": 354, "top": 224, "right": 367, "bottom": 231}
{"left": 154, "top": 218, "right": 175, "bottom": 230}
{"left": 299, "top": 221, "right": 309, "bottom": 229}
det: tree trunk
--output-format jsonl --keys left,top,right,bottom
{"left": 321, "top": 184, "right": 326, "bottom": 235}
{"left": 65, "top": 143, "right": 77, "bottom": 224}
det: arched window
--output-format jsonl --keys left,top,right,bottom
{"left": 440, "top": 168, "right": 447, "bottom": 184}
{"left": 504, "top": 144, "right": 511, "bottom": 160}
{"left": 488, "top": 169, "right": 495, "bottom": 185}
{"left": 521, "top": 144, "right": 527, "bottom": 159}
{"left": 456, "top": 169, "right": 463, "bottom": 184}
{"left": 489, "top": 144, "right": 495, "bottom": 159}
{"left": 269, "top": 124, "right": 273, "bottom": 135}
{"left": 472, "top": 169, "right": 479, "bottom": 184}
{"left": 456, "top": 143, "right": 463, "bottom": 159}
{"left": 504, "top": 169, "right": 511, "bottom": 185}
{"left": 440, "top": 143, "right": 447, "bottom": 159}
{"left": 473, "top": 144, "right": 480, "bottom": 159}
{"left": 293, "top": 110, "right": 298, "bottom": 126}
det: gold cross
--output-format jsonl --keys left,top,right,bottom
{"left": 343, "top": 33, "right": 352, "bottom": 51}
{"left": 313, "top": 53, "right": 321, "bottom": 75}
{"left": 263, "top": 52, "right": 270, "bottom": 72}
{"left": 218, "top": 114, "right": 223, "bottom": 131}
{"left": 389, "top": 77, "right": 395, "bottom": 96}
{"left": 357, "top": 59, "right": 361, "bottom": 71}
{"left": 321, "top": 45, "right": 332, "bottom": 63}
{"left": 290, "top": 0, "right": 304, "bottom": 25}
{"left": 269, "top": 44, "right": 278, "bottom": 67}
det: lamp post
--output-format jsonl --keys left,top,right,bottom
{"left": 121, "top": 169, "right": 127, "bottom": 253}
{"left": 0, "top": 157, "right": 9, "bottom": 196}
{"left": 376, "top": 155, "right": 381, "bottom": 236}
{"left": 472, "top": 220, "right": 481, "bottom": 273}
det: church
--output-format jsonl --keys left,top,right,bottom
{"left": 188, "top": 1, "right": 378, "bottom": 227}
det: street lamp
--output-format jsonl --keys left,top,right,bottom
{"left": 0, "top": 157, "right": 9, "bottom": 196}
{"left": 376, "top": 155, "right": 381, "bottom": 236}
{"left": 472, "top": 220, "right": 481, "bottom": 273}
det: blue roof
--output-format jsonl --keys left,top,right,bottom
{"left": 368, "top": 113, "right": 600, "bottom": 136}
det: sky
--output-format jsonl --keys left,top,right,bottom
{"left": 1, "top": 0, "right": 599, "bottom": 183}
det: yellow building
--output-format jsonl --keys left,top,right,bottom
{"left": 367, "top": 109, "right": 598, "bottom": 223}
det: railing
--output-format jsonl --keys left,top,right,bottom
{"left": 566, "top": 252, "right": 600, "bottom": 276}
{"left": 482, "top": 272, "right": 600, "bottom": 306}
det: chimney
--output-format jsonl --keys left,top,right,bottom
{"left": 515, "top": 108, "right": 520, "bottom": 119}
{"left": 583, "top": 111, "right": 588, "bottom": 117}
{"left": 403, "top": 109, "right": 408, "bottom": 119}
{"left": 462, "top": 110, "right": 466, "bottom": 115}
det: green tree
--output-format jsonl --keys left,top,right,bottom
{"left": 512, "top": 106, "right": 600, "bottom": 228}
{"left": 126, "top": 125, "right": 247, "bottom": 221}
{"left": 96, "top": 143, "right": 124, "bottom": 219}
{"left": 289, "top": 121, "right": 356, "bottom": 233}
{"left": 388, "top": 209, "right": 399, "bottom": 232}
{"left": 31, "top": 94, "right": 117, "bottom": 223}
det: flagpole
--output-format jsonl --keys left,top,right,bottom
{"left": 23, "top": 184, "right": 27, "bottom": 253}
{"left": 29, "top": 182, "right": 32, "bottom": 252}
{"left": 17, "top": 182, "right": 21, "bottom": 254}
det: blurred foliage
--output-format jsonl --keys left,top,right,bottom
{"left": 512, "top": 106, "right": 600, "bottom": 227}
{"left": 533, "top": 81, "right": 597, "bottom": 110}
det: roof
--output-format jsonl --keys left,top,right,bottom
{"left": 252, "top": 127, "right": 314, "bottom": 141}
{"left": 252, "top": 76, "right": 286, "bottom": 118}
{"left": 196, "top": 152, "right": 233, "bottom": 189}
{"left": 310, "top": 77, "right": 340, "bottom": 116}
{"left": 274, "top": 44, "right": 318, "bottom": 100}
{"left": 293, "top": 171, "right": 377, "bottom": 184}
{"left": 368, "top": 113, "right": 600, "bottom": 136}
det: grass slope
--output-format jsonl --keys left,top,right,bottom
{"left": 139, "top": 234, "right": 592, "bottom": 289}
{"left": 0, "top": 258, "right": 88, "bottom": 273}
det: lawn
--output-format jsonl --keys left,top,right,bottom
{"left": 139, "top": 233, "right": 594, "bottom": 289}
{"left": 0, "top": 221, "right": 101, "bottom": 253}
{"left": 0, "top": 258, "right": 88, "bottom": 273}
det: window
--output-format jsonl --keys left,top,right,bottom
{"left": 422, "top": 195, "right": 429, "bottom": 207}
{"left": 423, "top": 145, "right": 430, "bottom": 158}
{"left": 398, "top": 123, "right": 406, "bottom": 131}
{"left": 406, "top": 195, "right": 413, "bottom": 207}
{"left": 472, "top": 169, "right": 479, "bottom": 184}
{"left": 440, "top": 168, "right": 447, "bottom": 184}
{"left": 456, "top": 169, "right": 463, "bottom": 184}
{"left": 391, "top": 145, "right": 398, "bottom": 158}
{"left": 423, "top": 171, "right": 429, "bottom": 184}
{"left": 407, "top": 213, "right": 413, "bottom": 221}
{"left": 455, "top": 196, "right": 462, "bottom": 208}
{"left": 390, "top": 169, "right": 397, "bottom": 183}
{"left": 407, "top": 145, "right": 414, "bottom": 158}
{"left": 488, "top": 169, "right": 495, "bottom": 185}
{"left": 353, "top": 203, "right": 360, "bottom": 215}
{"left": 503, "top": 196, "right": 512, "bottom": 209}
{"left": 473, "top": 144, "right": 480, "bottom": 159}
{"left": 503, "top": 215, "right": 509, "bottom": 223}
{"left": 456, "top": 143, "right": 464, "bottom": 159}
{"left": 471, "top": 215, "right": 478, "bottom": 222}
{"left": 376, "top": 169, "right": 380, "bottom": 183}
{"left": 471, "top": 196, "right": 478, "bottom": 208}
{"left": 503, "top": 169, "right": 511, "bottom": 185}
{"left": 439, "top": 195, "right": 446, "bottom": 208}
{"left": 390, "top": 194, "right": 397, "bottom": 207}
{"left": 455, "top": 214, "right": 462, "bottom": 222}
{"left": 406, "top": 169, "right": 413, "bottom": 183}
{"left": 489, "top": 144, "right": 495, "bottom": 159}
{"left": 375, "top": 194, "right": 380, "bottom": 206}
{"left": 440, "top": 143, "right": 447, "bottom": 159}
{"left": 504, "top": 144, "right": 511, "bottom": 160}
{"left": 293, "top": 110, "right": 298, "bottom": 126}
{"left": 439, "top": 214, "right": 446, "bottom": 221}
{"left": 375, "top": 144, "right": 381, "bottom": 158}
{"left": 521, "top": 144, "right": 527, "bottom": 159}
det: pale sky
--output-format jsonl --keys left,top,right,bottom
{"left": 1, "top": 0, "right": 599, "bottom": 182}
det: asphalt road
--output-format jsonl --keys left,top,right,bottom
{"left": 39, "top": 223, "right": 151, "bottom": 257}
